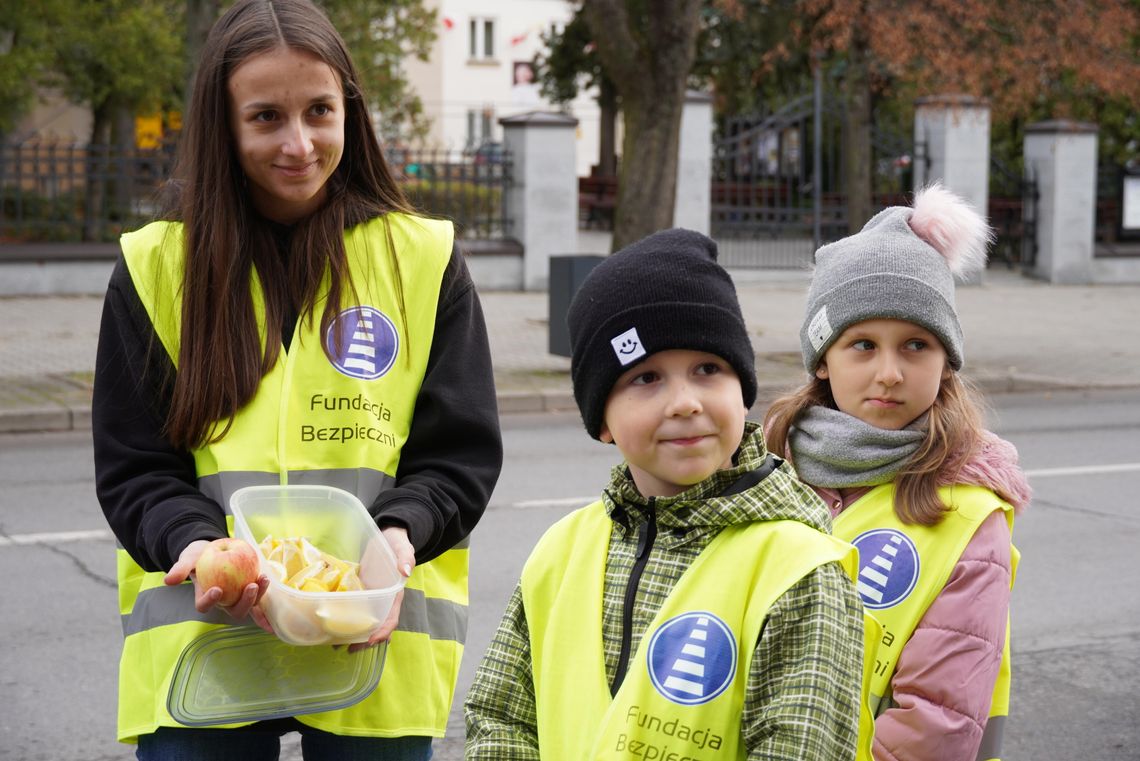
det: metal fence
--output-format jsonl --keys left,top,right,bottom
{"left": 0, "top": 138, "right": 512, "bottom": 243}
{"left": 387, "top": 146, "right": 512, "bottom": 240}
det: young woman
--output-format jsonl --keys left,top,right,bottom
{"left": 92, "top": 1, "right": 501, "bottom": 758}
{"left": 765, "top": 185, "right": 1031, "bottom": 761}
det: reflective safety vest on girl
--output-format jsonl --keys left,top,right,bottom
{"left": 833, "top": 484, "right": 1018, "bottom": 761}
{"left": 115, "top": 214, "right": 466, "bottom": 742}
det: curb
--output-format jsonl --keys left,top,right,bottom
{"left": 0, "top": 403, "right": 91, "bottom": 435}
{"left": 3, "top": 375, "right": 1137, "bottom": 435}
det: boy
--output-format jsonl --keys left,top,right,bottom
{"left": 465, "top": 229, "right": 865, "bottom": 760}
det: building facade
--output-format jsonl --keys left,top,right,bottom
{"left": 403, "top": 0, "right": 601, "bottom": 176}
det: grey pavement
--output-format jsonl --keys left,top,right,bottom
{"left": 1, "top": 265, "right": 1139, "bottom": 433}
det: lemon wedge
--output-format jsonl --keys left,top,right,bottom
{"left": 259, "top": 535, "right": 362, "bottom": 592}
{"left": 264, "top": 559, "right": 288, "bottom": 582}
{"left": 315, "top": 606, "right": 379, "bottom": 638}
{"left": 286, "top": 559, "right": 328, "bottom": 589}
{"left": 336, "top": 567, "right": 364, "bottom": 591}
{"left": 269, "top": 598, "right": 326, "bottom": 644}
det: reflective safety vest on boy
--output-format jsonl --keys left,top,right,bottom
{"left": 521, "top": 501, "right": 864, "bottom": 760}
{"left": 833, "top": 484, "right": 1019, "bottom": 761}
{"left": 115, "top": 214, "right": 465, "bottom": 741}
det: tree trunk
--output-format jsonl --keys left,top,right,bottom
{"left": 185, "top": 0, "right": 220, "bottom": 105}
{"left": 109, "top": 102, "right": 136, "bottom": 225}
{"left": 83, "top": 103, "right": 113, "bottom": 242}
{"left": 597, "top": 77, "right": 617, "bottom": 177}
{"left": 582, "top": 0, "right": 703, "bottom": 252}
{"left": 842, "top": 34, "right": 873, "bottom": 234}
{"left": 612, "top": 90, "right": 685, "bottom": 250}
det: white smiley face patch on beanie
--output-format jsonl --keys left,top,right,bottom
{"left": 611, "top": 327, "right": 647, "bottom": 366}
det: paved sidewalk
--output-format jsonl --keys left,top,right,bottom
{"left": 1, "top": 267, "right": 1139, "bottom": 433}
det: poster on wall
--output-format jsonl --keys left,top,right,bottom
{"left": 512, "top": 61, "right": 540, "bottom": 106}
{"left": 1123, "top": 174, "right": 1140, "bottom": 232}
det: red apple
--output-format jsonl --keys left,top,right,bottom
{"left": 196, "top": 537, "right": 260, "bottom": 607}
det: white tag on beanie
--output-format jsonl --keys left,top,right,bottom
{"left": 610, "top": 327, "right": 646, "bottom": 366}
{"left": 807, "top": 306, "right": 833, "bottom": 352}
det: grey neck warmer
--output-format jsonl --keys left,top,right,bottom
{"left": 788, "top": 405, "right": 926, "bottom": 488}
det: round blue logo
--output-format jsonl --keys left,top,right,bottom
{"left": 324, "top": 306, "right": 399, "bottom": 380}
{"left": 646, "top": 611, "right": 736, "bottom": 705}
{"left": 851, "top": 529, "right": 920, "bottom": 609}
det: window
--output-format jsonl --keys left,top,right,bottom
{"left": 466, "top": 107, "right": 495, "bottom": 149}
{"left": 468, "top": 17, "right": 495, "bottom": 60}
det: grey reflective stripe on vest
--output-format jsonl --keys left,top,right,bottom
{"left": 286, "top": 467, "right": 395, "bottom": 504}
{"left": 198, "top": 468, "right": 396, "bottom": 514}
{"left": 198, "top": 471, "right": 281, "bottom": 511}
{"left": 121, "top": 582, "right": 234, "bottom": 636}
{"left": 394, "top": 586, "right": 467, "bottom": 640}
{"left": 123, "top": 577, "right": 468, "bottom": 642}
{"left": 975, "top": 715, "right": 1005, "bottom": 761}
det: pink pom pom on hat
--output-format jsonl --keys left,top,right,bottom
{"left": 908, "top": 182, "right": 993, "bottom": 277}
{"left": 799, "top": 183, "right": 994, "bottom": 373}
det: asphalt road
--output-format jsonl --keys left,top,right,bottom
{"left": 1, "top": 389, "right": 1138, "bottom": 760}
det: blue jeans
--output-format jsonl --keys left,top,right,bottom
{"left": 135, "top": 720, "right": 433, "bottom": 761}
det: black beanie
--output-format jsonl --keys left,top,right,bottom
{"left": 567, "top": 228, "right": 758, "bottom": 440}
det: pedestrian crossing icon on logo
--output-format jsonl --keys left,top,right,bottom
{"left": 851, "top": 529, "right": 920, "bottom": 610}
{"left": 325, "top": 306, "right": 399, "bottom": 380}
{"left": 646, "top": 611, "right": 736, "bottom": 705}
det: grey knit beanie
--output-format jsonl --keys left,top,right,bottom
{"left": 801, "top": 183, "right": 993, "bottom": 373}
{"left": 567, "top": 228, "right": 757, "bottom": 440}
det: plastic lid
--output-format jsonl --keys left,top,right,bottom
{"left": 167, "top": 626, "right": 385, "bottom": 727}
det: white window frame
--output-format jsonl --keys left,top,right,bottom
{"left": 466, "top": 106, "right": 495, "bottom": 149}
{"left": 468, "top": 17, "right": 495, "bottom": 61}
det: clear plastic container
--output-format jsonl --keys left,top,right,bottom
{"left": 230, "top": 484, "right": 404, "bottom": 646}
{"left": 167, "top": 626, "right": 385, "bottom": 726}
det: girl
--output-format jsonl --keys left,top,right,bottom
{"left": 764, "top": 184, "right": 1031, "bottom": 761}
{"left": 92, "top": 1, "right": 501, "bottom": 758}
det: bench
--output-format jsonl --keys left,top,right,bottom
{"left": 579, "top": 175, "right": 618, "bottom": 229}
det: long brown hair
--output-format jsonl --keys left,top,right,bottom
{"left": 764, "top": 371, "right": 986, "bottom": 525}
{"left": 162, "top": 0, "right": 414, "bottom": 448}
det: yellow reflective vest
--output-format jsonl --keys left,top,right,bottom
{"left": 115, "top": 214, "right": 465, "bottom": 741}
{"left": 833, "top": 484, "right": 1018, "bottom": 761}
{"left": 521, "top": 500, "right": 864, "bottom": 760}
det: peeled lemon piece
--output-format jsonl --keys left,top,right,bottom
{"left": 315, "top": 563, "right": 344, "bottom": 591}
{"left": 258, "top": 534, "right": 361, "bottom": 592}
{"left": 269, "top": 598, "right": 326, "bottom": 644}
{"left": 286, "top": 559, "right": 328, "bottom": 590}
{"left": 299, "top": 537, "right": 324, "bottom": 566}
{"left": 315, "top": 605, "right": 379, "bottom": 639}
{"left": 336, "top": 567, "right": 364, "bottom": 591}
{"left": 278, "top": 541, "right": 305, "bottom": 580}
{"left": 264, "top": 559, "right": 288, "bottom": 582}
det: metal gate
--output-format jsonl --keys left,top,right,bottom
{"left": 988, "top": 157, "right": 1038, "bottom": 268}
{"left": 711, "top": 93, "right": 836, "bottom": 269}
{"left": 711, "top": 84, "right": 916, "bottom": 269}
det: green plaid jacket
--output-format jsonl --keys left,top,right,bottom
{"left": 465, "top": 423, "right": 864, "bottom": 760}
